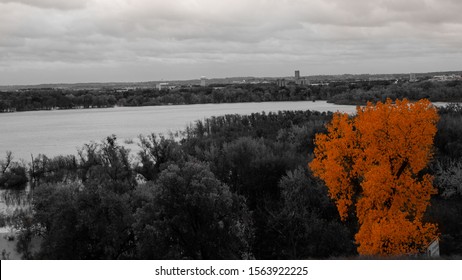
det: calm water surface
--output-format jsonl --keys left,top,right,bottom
{"left": 0, "top": 101, "right": 360, "bottom": 160}
{"left": 0, "top": 101, "right": 451, "bottom": 161}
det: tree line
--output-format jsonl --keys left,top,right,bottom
{"left": 1, "top": 80, "right": 461, "bottom": 113}
{"left": 1, "top": 104, "right": 462, "bottom": 259}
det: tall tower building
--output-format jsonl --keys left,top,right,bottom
{"left": 295, "top": 70, "right": 300, "bottom": 80}
{"left": 200, "top": 76, "right": 207, "bottom": 87}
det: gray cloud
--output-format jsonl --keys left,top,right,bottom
{"left": 0, "top": 0, "right": 89, "bottom": 10}
{"left": 1, "top": 0, "right": 461, "bottom": 85}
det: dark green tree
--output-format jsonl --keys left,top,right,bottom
{"left": 264, "top": 168, "right": 354, "bottom": 259}
{"left": 133, "top": 160, "right": 253, "bottom": 259}
{"left": 0, "top": 151, "right": 28, "bottom": 189}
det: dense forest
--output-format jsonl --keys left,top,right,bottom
{"left": 1, "top": 79, "right": 461, "bottom": 113}
{"left": 1, "top": 103, "right": 462, "bottom": 259}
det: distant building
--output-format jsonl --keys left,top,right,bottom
{"left": 431, "top": 74, "right": 462, "bottom": 82}
{"left": 156, "top": 83, "right": 176, "bottom": 90}
{"left": 294, "top": 70, "right": 309, "bottom": 85}
{"left": 200, "top": 76, "right": 207, "bottom": 87}
{"left": 276, "top": 70, "right": 310, "bottom": 87}
{"left": 115, "top": 87, "right": 136, "bottom": 93}
{"left": 409, "top": 73, "right": 417, "bottom": 82}
{"left": 276, "top": 79, "right": 287, "bottom": 87}
{"left": 295, "top": 70, "right": 300, "bottom": 80}
{"left": 296, "top": 79, "right": 309, "bottom": 86}
{"left": 157, "top": 82, "right": 169, "bottom": 90}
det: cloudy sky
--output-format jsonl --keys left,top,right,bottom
{"left": 0, "top": 0, "right": 461, "bottom": 85}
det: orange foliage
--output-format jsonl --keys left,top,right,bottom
{"left": 309, "top": 99, "right": 439, "bottom": 256}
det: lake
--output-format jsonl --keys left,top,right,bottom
{"left": 0, "top": 100, "right": 452, "bottom": 161}
{"left": 0, "top": 101, "right": 360, "bottom": 161}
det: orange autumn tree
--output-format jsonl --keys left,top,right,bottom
{"left": 309, "top": 99, "right": 439, "bottom": 256}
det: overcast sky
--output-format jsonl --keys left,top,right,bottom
{"left": 0, "top": 0, "right": 461, "bottom": 85}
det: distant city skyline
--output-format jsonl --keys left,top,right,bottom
{"left": 1, "top": 0, "right": 462, "bottom": 85}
